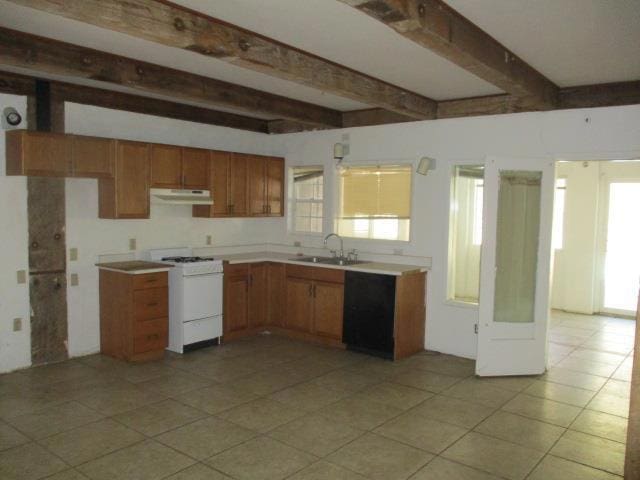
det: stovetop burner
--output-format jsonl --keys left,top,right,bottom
{"left": 162, "top": 256, "right": 214, "bottom": 263}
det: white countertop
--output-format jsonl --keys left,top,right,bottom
{"left": 215, "top": 251, "right": 428, "bottom": 276}
{"left": 95, "top": 261, "right": 173, "bottom": 275}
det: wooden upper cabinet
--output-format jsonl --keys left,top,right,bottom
{"left": 247, "top": 155, "right": 267, "bottom": 216}
{"left": 246, "top": 155, "right": 285, "bottom": 217}
{"left": 182, "top": 148, "right": 209, "bottom": 190}
{"left": 71, "top": 135, "right": 114, "bottom": 179}
{"left": 266, "top": 157, "right": 284, "bottom": 216}
{"left": 150, "top": 144, "right": 182, "bottom": 188}
{"left": 193, "top": 150, "right": 230, "bottom": 218}
{"left": 99, "top": 140, "right": 150, "bottom": 219}
{"left": 6, "top": 130, "right": 71, "bottom": 177}
{"left": 229, "top": 153, "right": 248, "bottom": 216}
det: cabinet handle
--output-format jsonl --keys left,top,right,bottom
{"left": 308, "top": 284, "right": 312, "bottom": 297}
{"left": 147, "top": 302, "right": 159, "bottom": 307}
{"left": 146, "top": 279, "right": 157, "bottom": 283}
{"left": 249, "top": 274, "right": 253, "bottom": 287}
{"left": 312, "top": 284, "right": 316, "bottom": 298}
{"left": 147, "top": 333, "right": 159, "bottom": 340}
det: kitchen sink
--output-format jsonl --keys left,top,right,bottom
{"left": 318, "top": 258, "right": 369, "bottom": 266}
{"left": 290, "top": 256, "right": 369, "bottom": 266}
{"left": 290, "top": 256, "right": 332, "bottom": 263}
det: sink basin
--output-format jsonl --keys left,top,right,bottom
{"left": 290, "top": 256, "right": 332, "bottom": 263}
{"left": 317, "top": 258, "right": 369, "bottom": 266}
{"left": 290, "top": 256, "right": 369, "bottom": 266}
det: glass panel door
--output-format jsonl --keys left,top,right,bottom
{"left": 476, "top": 157, "right": 554, "bottom": 376}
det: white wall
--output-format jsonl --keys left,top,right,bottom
{"left": 552, "top": 160, "right": 640, "bottom": 314}
{"left": 272, "top": 105, "right": 640, "bottom": 359}
{"left": 0, "top": 94, "right": 30, "bottom": 373}
{"left": 2, "top": 98, "right": 640, "bottom": 371}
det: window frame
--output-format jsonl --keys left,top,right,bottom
{"left": 335, "top": 163, "right": 413, "bottom": 243}
{"left": 288, "top": 165, "right": 325, "bottom": 236}
{"left": 446, "top": 163, "right": 485, "bottom": 307}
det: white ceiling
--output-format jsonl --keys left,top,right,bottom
{"left": 0, "top": 0, "right": 638, "bottom": 119}
{"left": 446, "top": 0, "right": 640, "bottom": 87}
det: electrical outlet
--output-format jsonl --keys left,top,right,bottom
{"left": 293, "top": 241, "right": 301, "bottom": 247}
{"left": 16, "top": 270, "right": 26, "bottom": 284}
{"left": 393, "top": 248, "right": 403, "bottom": 256}
{"left": 70, "top": 273, "right": 79, "bottom": 286}
{"left": 206, "top": 235, "right": 213, "bottom": 245}
{"left": 13, "top": 318, "right": 22, "bottom": 332}
{"left": 129, "top": 238, "right": 137, "bottom": 251}
{"left": 69, "top": 247, "right": 78, "bottom": 261}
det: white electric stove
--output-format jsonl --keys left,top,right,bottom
{"left": 149, "top": 248, "right": 223, "bottom": 353}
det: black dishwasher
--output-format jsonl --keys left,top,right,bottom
{"left": 343, "top": 271, "right": 396, "bottom": 359}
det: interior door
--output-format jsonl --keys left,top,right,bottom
{"left": 476, "top": 156, "right": 554, "bottom": 376}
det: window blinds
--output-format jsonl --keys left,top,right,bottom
{"left": 339, "top": 165, "right": 412, "bottom": 218}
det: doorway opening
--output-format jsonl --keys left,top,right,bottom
{"left": 548, "top": 158, "right": 638, "bottom": 365}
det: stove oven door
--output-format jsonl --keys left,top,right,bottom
{"left": 182, "top": 272, "right": 223, "bottom": 321}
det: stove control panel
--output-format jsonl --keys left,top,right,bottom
{"left": 181, "top": 262, "right": 224, "bottom": 276}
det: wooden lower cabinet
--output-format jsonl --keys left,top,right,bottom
{"left": 99, "top": 270, "right": 168, "bottom": 362}
{"left": 221, "top": 261, "right": 425, "bottom": 359}
{"left": 223, "top": 264, "right": 250, "bottom": 336}
{"left": 285, "top": 277, "right": 313, "bottom": 332}
{"left": 248, "top": 262, "right": 268, "bottom": 328}
{"left": 267, "top": 262, "right": 286, "bottom": 326}
{"left": 313, "top": 281, "right": 344, "bottom": 340}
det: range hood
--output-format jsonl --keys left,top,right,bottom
{"left": 150, "top": 188, "right": 213, "bottom": 205}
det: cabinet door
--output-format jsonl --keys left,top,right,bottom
{"left": 229, "top": 153, "right": 248, "bottom": 216}
{"left": 313, "top": 281, "right": 344, "bottom": 340}
{"left": 211, "top": 151, "right": 231, "bottom": 216}
{"left": 182, "top": 147, "right": 209, "bottom": 190}
{"left": 115, "top": 141, "right": 150, "bottom": 218}
{"left": 71, "top": 135, "right": 114, "bottom": 178}
{"left": 150, "top": 144, "right": 182, "bottom": 188}
{"left": 266, "top": 157, "right": 284, "bottom": 216}
{"left": 247, "top": 155, "right": 267, "bottom": 216}
{"left": 285, "top": 277, "right": 313, "bottom": 332}
{"left": 224, "top": 275, "right": 249, "bottom": 333}
{"left": 268, "top": 263, "right": 286, "bottom": 326}
{"left": 6, "top": 130, "right": 71, "bottom": 176}
{"left": 248, "top": 263, "right": 268, "bottom": 328}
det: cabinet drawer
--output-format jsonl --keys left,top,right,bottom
{"left": 134, "top": 287, "right": 168, "bottom": 321}
{"left": 286, "top": 264, "right": 315, "bottom": 280}
{"left": 224, "top": 263, "right": 248, "bottom": 276}
{"left": 132, "top": 272, "right": 168, "bottom": 290}
{"left": 313, "top": 267, "right": 345, "bottom": 284}
{"left": 184, "top": 317, "right": 222, "bottom": 345}
{"left": 133, "top": 318, "right": 168, "bottom": 353}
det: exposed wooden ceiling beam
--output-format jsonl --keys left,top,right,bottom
{"left": 0, "top": 70, "right": 270, "bottom": 132}
{"left": 558, "top": 81, "right": 640, "bottom": 109}
{"left": 7, "top": 0, "right": 438, "bottom": 120}
{"left": 0, "top": 27, "right": 342, "bottom": 128}
{"left": 340, "top": 0, "right": 559, "bottom": 108}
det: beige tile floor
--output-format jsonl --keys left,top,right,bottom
{"left": 0, "top": 310, "right": 633, "bottom": 480}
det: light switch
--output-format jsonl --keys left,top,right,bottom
{"left": 129, "top": 238, "right": 137, "bottom": 251}
{"left": 13, "top": 318, "right": 22, "bottom": 332}
{"left": 69, "top": 248, "right": 78, "bottom": 261}
{"left": 16, "top": 270, "right": 26, "bottom": 284}
{"left": 293, "top": 241, "right": 301, "bottom": 247}
{"left": 206, "top": 235, "right": 213, "bottom": 245}
{"left": 70, "top": 273, "right": 79, "bottom": 286}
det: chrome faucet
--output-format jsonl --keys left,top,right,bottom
{"left": 323, "top": 233, "right": 344, "bottom": 259}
